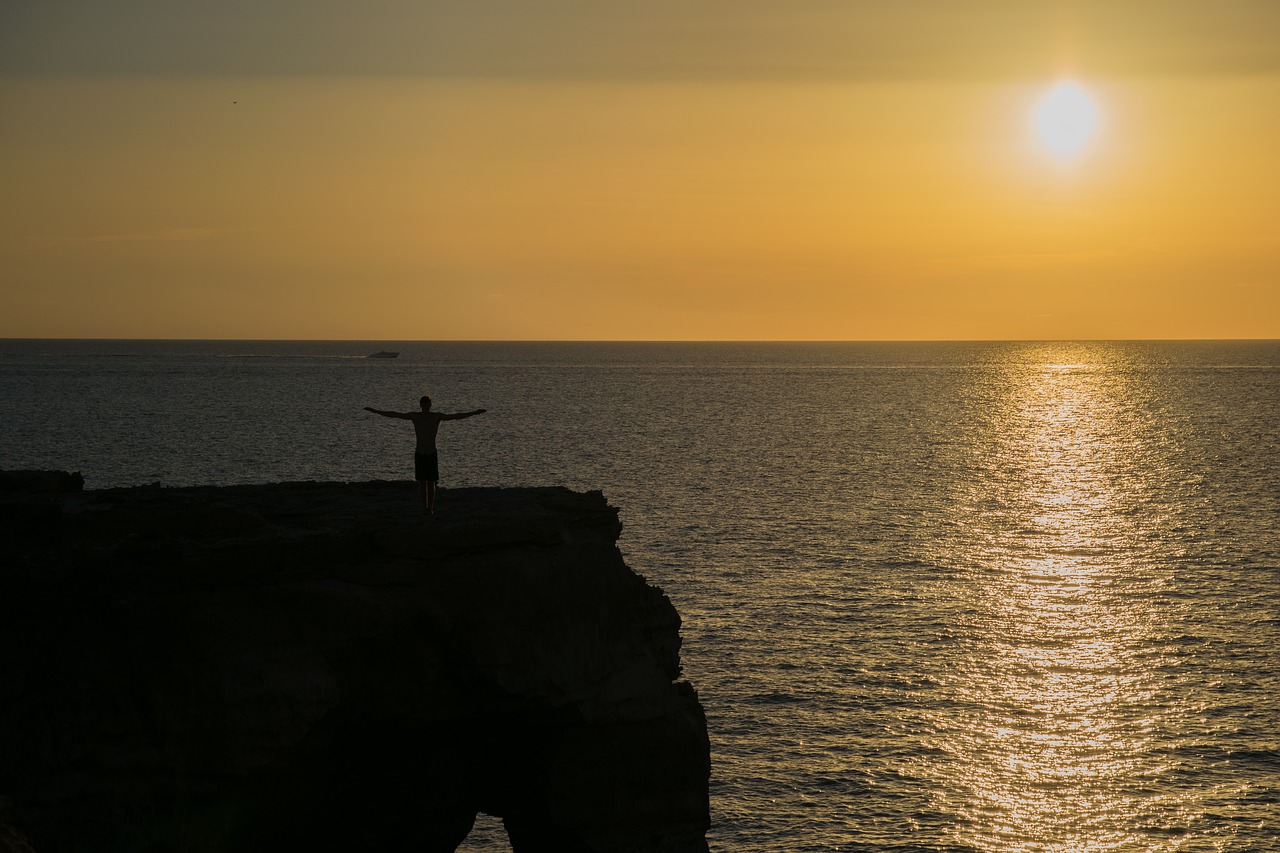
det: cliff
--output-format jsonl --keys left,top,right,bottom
{"left": 0, "top": 475, "right": 710, "bottom": 853}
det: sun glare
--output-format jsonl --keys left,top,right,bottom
{"left": 1032, "top": 81, "right": 1100, "bottom": 158}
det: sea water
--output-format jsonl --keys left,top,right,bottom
{"left": 2, "top": 339, "right": 1278, "bottom": 852}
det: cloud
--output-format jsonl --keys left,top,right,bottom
{"left": 84, "top": 228, "right": 220, "bottom": 243}
{"left": 4, "top": 0, "right": 1280, "bottom": 81}
{"left": 23, "top": 228, "right": 221, "bottom": 249}
{"left": 944, "top": 250, "right": 1120, "bottom": 272}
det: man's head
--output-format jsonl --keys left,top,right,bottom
{"left": 420, "top": 395, "right": 432, "bottom": 411}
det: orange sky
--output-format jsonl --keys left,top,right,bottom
{"left": 2, "top": 1, "right": 1278, "bottom": 340}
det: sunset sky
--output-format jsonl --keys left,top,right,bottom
{"left": 2, "top": 1, "right": 1278, "bottom": 340}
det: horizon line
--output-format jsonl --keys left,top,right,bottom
{"left": 4, "top": 336, "right": 1279, "bottom": 345}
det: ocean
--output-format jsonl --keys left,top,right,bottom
{"left": 2, "top": 339, "right": 1278, "bottom": 851}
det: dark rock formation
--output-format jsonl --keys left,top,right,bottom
{"left": 0, "top": 470, "right": 83, "bottom": 494}
{"left": 0, "top": 476, "right": 709, "bottom": 852}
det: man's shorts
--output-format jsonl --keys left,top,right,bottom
{"left": 414, "top": 450, "right": 439, "bottom": 483}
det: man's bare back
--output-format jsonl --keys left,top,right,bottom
{"left": 404, "top": 410, "right": 459, "bottom": 451}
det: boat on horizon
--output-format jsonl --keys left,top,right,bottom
{"left": 366, "top": 351, "right": 399, "bottom": 359}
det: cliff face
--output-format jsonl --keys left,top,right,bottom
{"left": 0, "top": 477, "right": 710, "bottom": 853}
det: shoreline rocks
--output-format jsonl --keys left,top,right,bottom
{"left": 0, "top": 475, "right": 710, "bottom": 852}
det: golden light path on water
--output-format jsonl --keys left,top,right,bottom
{"left": 920, "top": 347, "right": 1189, "bottom": 851}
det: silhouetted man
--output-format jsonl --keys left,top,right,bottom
{"left": 364, "top": 396, "right": 486, "bottom": 516}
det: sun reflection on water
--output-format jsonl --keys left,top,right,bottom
{"left": 924, "top": 346, "right": 1184, "bottom": 851}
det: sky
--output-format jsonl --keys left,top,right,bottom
{"left": 2, "top": 0, "right": 1279, "bottom": 340}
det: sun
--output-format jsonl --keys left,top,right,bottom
{"left": 1031, "top": 81, "right": 1100, "bottom": 158}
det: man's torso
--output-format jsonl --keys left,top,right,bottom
{"left": 409, "top": 412, "right": 444, "bottom": 450}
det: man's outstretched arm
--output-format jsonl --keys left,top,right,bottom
{"left": 441, "top": 408, "right": 487, "bottom": 420}
{"left": 364, "top": 407, "right": 410, "bottom": 419}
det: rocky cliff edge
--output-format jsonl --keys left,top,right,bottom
{"left": 0, "top": 475, "right": 710, "bottom": 853}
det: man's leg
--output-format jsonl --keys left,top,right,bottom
{"left": 424, "top": 452, "right": 439, "bottom": 515}
{"left": 418, "top": 480, "right": 430, "bottom": 516}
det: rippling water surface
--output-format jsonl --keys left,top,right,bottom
{"left": 2, "top": 340, "right": 1277, "bottom": 851}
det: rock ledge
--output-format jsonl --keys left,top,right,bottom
{"left": 0, "top": 477, "right": 710, "bottom": 852}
